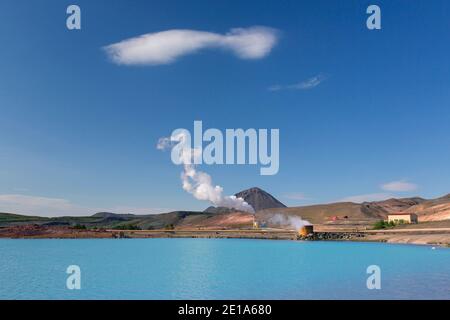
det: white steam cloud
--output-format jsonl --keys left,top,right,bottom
{"left": 158, "top": 132, "right": 254, "bottom": 213}
{"left": 269, "top": 213, "right": 311, "bottom": 230}
{"left": 104, "top": 27, "right": 278, "bottom": 65}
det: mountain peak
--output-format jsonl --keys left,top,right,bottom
{"left": 235, "top": 187, "right": 286, "bottom": 212}
{"left": 246, "top": 187, "right": 264, "bottom": 192}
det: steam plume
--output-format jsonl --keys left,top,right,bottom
{"left": 269, "top": 213, "right": 311, "bottom": 230}
{"left": 157, "top": 132, "right": 254, "bottom": 213}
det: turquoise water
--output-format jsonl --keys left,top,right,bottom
{"left": 0, "top": 238, "right": 449, "bottom": 299}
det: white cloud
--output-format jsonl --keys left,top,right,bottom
{"left": 104, "top": 27, "right": 278, "bottom": 66}
{"left": 269, "top": 73, "right": 328, "bottom": 91}
{"left": 340, "top": 179, "right": 419, "bottom": 203}
{"left": 340, "top": 193, "right": 394, "bottom": 203}
{"left": 268, "top": 84, "right": 282, "bottom": 91}
{"left": 0, "top": 194, "right": 171, "bottom": 217}
{"left": 381, "top": 180, "right": 418, "bottom": 192}
{"left": 0, "top": 194, "right": 80, "bottom": 216}
{"left": 156, "top": 137, "right": 172, "bottom": 150}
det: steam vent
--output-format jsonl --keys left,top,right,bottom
{"left": 298, "top": 225, "right": 314, "bottom": 237}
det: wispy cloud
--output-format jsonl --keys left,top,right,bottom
{"left": 104, "top": 26, "right": 279, "bottom": 66}
{"left": 269, "top": 73, "right": 328, "bottom": 91}
{"left": 156, "top": 137, "right": 172, "bottom": 150}
{"left": 381, "top": 180, "right": 418, "bottom": 192}
{"left": 0, "top": 194, "right": 93, "bottom": 217}
{"left": 283, "top": 192, "right": 309, "bottom": 201}
{"left": 0, "top": 194, "right": 172, "bottom": 217}
{"left": 340, "top": 193, "right": 394, "bottom": 203}
{"left": 12, "top": 187, "right": 29, "bottom": 192}
{"left": 340, "top": 179, "right": 419, "bottom": 203}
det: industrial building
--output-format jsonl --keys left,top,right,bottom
{"left": 387, "top": 213, "right": 418, "bottom": 224}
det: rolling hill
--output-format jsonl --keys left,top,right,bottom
{"left": 258, "top": 195, "right": 450, "bottom": 225}
{"left": 405, "top": 194, "right": 450, "bottom": 221}
{"left": 1, "top": 190, "right": 449, "bottom": 230}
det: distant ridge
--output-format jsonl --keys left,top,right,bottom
{"left": 235, "top": 187, "right": 286, "bottom": 211}
{"left": 1, "top": 192, "right": 449, "bottom": 229}
{"left": 203, "top": 206, "right": 234, "bottom": 214}
{"left": 92, "top": 212, "right": 137, "bottom": 218}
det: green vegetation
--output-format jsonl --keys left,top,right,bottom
{"left": 373, "top": 220, "right": 406, "bottom": 229}
{"left": 72, "top": 224, "right": 87, "bottom": 230}
{"left": 0, "top": 212, "right": 49, "bottom": 223}
{"left": 111, "top": 224, "right": 141, "bottom": 230}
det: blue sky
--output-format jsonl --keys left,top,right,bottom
{"left": 0, "top": 0, "right": 449, "bottom": 216}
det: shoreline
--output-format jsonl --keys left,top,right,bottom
{"left": 0, "top": 235, "right": 448, "bottom": 248}
{"left": 1, "top": 225, "right": 449, "bottom": 247}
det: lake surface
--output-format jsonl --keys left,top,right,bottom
{"left": 0, "top": 238, "right": 449, "bottom": 299}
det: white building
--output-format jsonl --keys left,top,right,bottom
{"left": 387, "top": 213, "right": 418, "bottom": 224}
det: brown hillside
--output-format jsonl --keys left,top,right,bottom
{"left": 405, "top": 194, "right": 450, "bottom": 221}
{"left": 256, "top": 195, "right": 449, "bottom": 225}
{"left": 257, "top": 202, "right": 370, "bottom": 224}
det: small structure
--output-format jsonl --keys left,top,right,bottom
{"left": 298, "top": 225, "right": 314, "bottom": 237}
{"left": 387, "top": 213, "right": 418, "bottom": 224}
{"left": 252, "top": 215, "right": 260, "bottom": 229}
{"left": 252, "top": 217, "right": 267, "bottom": 229}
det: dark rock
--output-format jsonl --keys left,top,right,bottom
{"left": 235, "top": 187, "right": 286, "bottom": 212}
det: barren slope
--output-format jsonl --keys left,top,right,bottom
{"left": 405, "top": 194, "right": 450, "bottom": 221}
